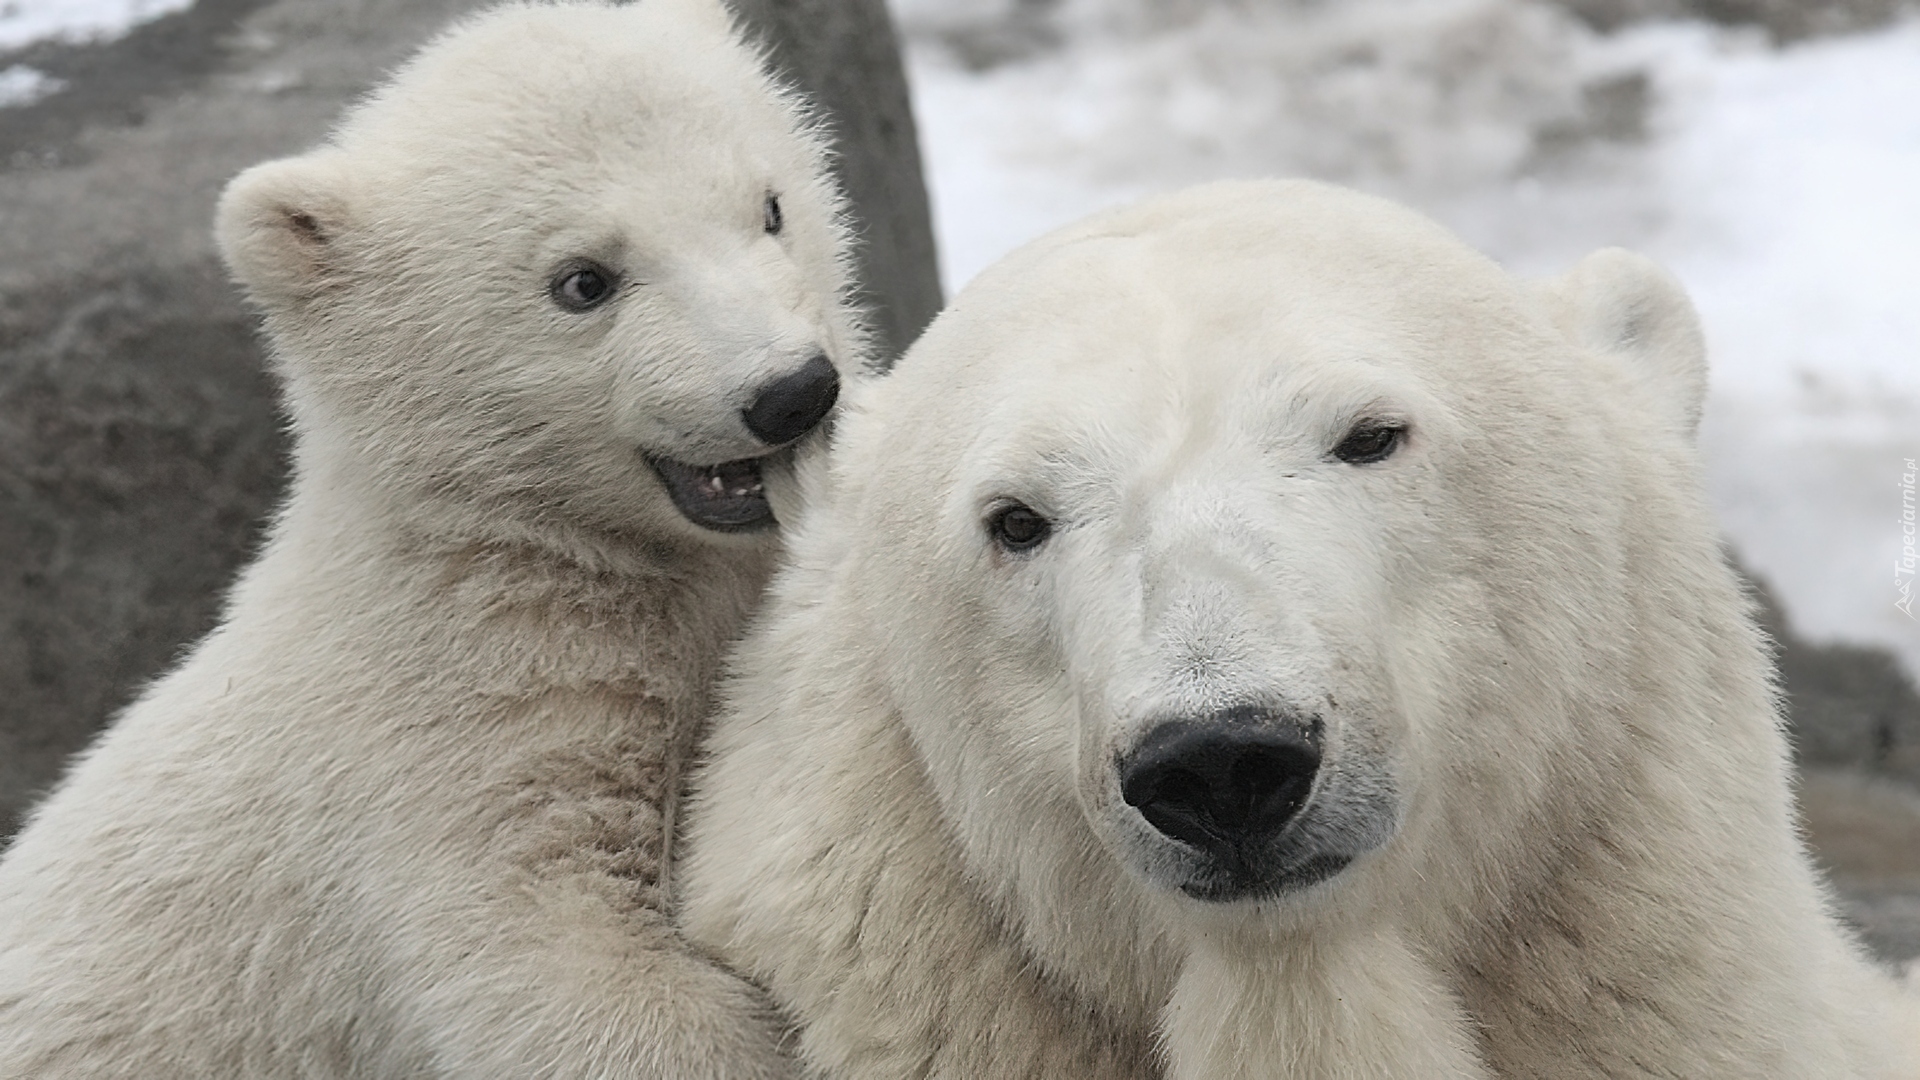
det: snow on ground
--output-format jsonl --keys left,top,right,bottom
{"left": 0, "top": 0, "right": 189, "bottom": 52}
{"left": 1646, "top": 24, "right": 1920, "bottom": 674}
{"left": 892, "top": 0, "right": 1920, "bottom": 679}
{"left": 0, "top": 61, "right": 62, "bottom": 105}
{"left": 0, "top": 0, "right": 190, "bottom": 109}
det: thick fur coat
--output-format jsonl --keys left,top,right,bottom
{"left": 683, "top": 180, "right": 1920, "bottom": 1079}
{"left": 0, "top": 2, "right": 861, "bottom": 1075}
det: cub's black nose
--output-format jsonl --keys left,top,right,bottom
{"left": 1120, "top": 719, "right": 1319, "bottom": 860}
{"left": 743, "top": 354, "right": 839, "bottom": 445}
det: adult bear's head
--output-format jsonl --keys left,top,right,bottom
{"left": 216, "top": 0, "right": 861, "bottom": 552}
{"left": 812, "top": 179, "right": 1714, "bottom": 927}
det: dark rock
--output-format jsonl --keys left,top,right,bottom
{"left": 1748, "top": 572, "right": 1920, "bottom": 785}
{"left": 1799, "top": 768, "right": 1920, "bottom": 965}
{"left": 0, "top": 265, "right": 286, "bottom": 842}
{"left": 1836, "top": 883, "right": 1920, "bottom": 965}
{"left": 731, "top": 0, "right": 945, "bottom": 363}
{"left": 929, "top": 0, "right": 1064, "bottom": 72}
{"left": 1550, "top": 0, "right": 1916, "bottom": 42}
{"left": 1534, "top": 70, "right": 1652, "bottom": 161}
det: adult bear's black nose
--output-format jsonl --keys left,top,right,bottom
{"left": 743, "top": 354, "right": 839, "bottom": 445}
{"left": 1120, "top": 716, "right": 1320, "bottom": 860}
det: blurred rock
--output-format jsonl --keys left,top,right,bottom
{"left": 0, "top": 0, "right": 939, "bottom": 846}
{"left": 1800, "top": 768, "right": 1920, "bottom": 964}
{"left": 0, "top": 264, "right": 283, "bottom": 845}
{"left": 1744, "top": 569, "right": 1920, "bottom": 965}
{"left": 1533, "top": 69, "right": 1651, "bottom": 159}
{"left": 1550, "top": 0, "right": 1917, "bottom": 41}
{"left": 732, "top": 0, "right": 944, "bottom": 360}
{"left": 1748, "top": 572, "right": 1920, "bottom": 785}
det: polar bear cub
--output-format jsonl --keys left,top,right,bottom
{"left": 0, "top": 2, "right": 860, "bottom": 1076}
{"left": 684, "top": 179, "right": 1919, "bottom": 1079}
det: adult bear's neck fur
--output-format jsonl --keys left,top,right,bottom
{"left": 1447, "top": 492, "right": 1888, "bottom": 1077}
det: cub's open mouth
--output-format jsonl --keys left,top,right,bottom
{"left": 648, "top": 454, "right": 777, "bottom": 532}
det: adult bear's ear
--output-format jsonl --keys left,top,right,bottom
{"left": 215, "top": 152, "right": 358, "bottom": 306}
{"left": 1541, "top": 248, "right": 1708, "bottom": 440}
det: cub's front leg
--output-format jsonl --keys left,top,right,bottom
{"left": 414, "top": 907, "right": 800, "bottom": 1080}
{"left": 388, "top": 743, "right": 802, "bottom": 1080}
{"left": 1162, "top": 926, "right": 1488, "bottom": 1080}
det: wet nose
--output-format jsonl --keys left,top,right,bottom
{"left": 1120, "top": 716, "right": 1320, "bottom": 859}
{"left": 742, "top": 353, "right": 839, "bottom": 445}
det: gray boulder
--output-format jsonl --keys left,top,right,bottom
{"left": 1550, "top": 0, "right": 1916, "bottom": 42}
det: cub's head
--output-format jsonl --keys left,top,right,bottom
{"left": 817, "top": 180, "right": 1711, "bottom": 923}
{"left": 217, "top": 0, "right": 861, "bottom": 548}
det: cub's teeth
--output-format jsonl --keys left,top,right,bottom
{"left": 689, "top": 462, "right": 766, "bottom": 501}
{"left": 649, "top": 454, "right": 773, "bottom": 531}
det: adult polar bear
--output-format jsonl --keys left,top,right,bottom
{"left": 684, "top": 179, "right": 1920, "bottom": 1078}
{"left": 0, "top": 2, "right": 859, "bottom": 1075}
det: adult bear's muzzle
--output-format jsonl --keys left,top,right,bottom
{"left": 1118, "top": 704, "right": 1359, "bottom": 902}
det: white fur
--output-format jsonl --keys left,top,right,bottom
{"left": 0, "top": 2, "right": 863, "bottom": 1075}
{"left": 683, "top": 179, "right": 1920, "bottom": 1078}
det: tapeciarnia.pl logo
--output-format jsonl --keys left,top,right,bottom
{"left": 1899, "top": 458, "right": 1916, "bottom": 620}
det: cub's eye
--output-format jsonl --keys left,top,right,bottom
{"left": 1332, "top": 421, "right": 1407, "bottom": 465}
{"left": 550, "top": 261, "right": 617, "bottom": 312}
{"left": 987, "top": 502, "right": 1052, "bottom": 554}
{"left": 763, "top": 192, "right": 783, "bottom": 236}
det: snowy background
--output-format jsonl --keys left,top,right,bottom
{"left": 2, "top": 0, "right": 1915, "bottom": 678}
{"left": 888, "top": 0, "right": 1920, "bottom": 682}
{"left": 0, "top": 0, "right": 187, "bottom": 104}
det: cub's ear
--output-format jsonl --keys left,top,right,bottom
{"left": 1540, "top": 248, "right": 1708, "bottom": 440}
{"left": 215, "top": 152, "right": 357, "bottom": 305}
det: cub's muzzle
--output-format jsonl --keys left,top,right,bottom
{"left": 743, "top": 353, "right": 838, "bottom": 445}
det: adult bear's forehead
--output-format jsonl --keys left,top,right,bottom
{"left": 1030, "top": 180, "right": 1508, "bottom": 290}
{"left": 871, "top": 179, "right": 1562, "bottom": 484}
{"left": 948, "top": 189, "right": 1524, "bottom": 365}
{"left": 907, "top": 235, "right": 1498, "bottom": 415}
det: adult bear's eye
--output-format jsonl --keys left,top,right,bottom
{"left": 987, "top": 502, "right": 1052, "bottom": 554}
{"left": 551, "top": 260, "right": 618, "bottom": 312}
{"left": 1331, "top": 420, "right": 1407, "bottom": 465}
{"left": 763, "top": 192, "right": 783, "bottom": 236}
